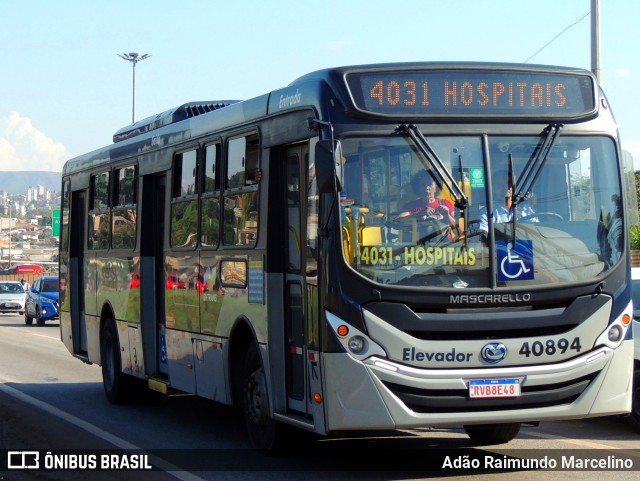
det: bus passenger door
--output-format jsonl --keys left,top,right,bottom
{"left": 69, "top": 191, "right": 87, "bottom": 355}
{"left": 282, "top": 144, "right": 317, "bottom": 416}
{"left": 140, "top": 173, "right": 168, "bottom": 377}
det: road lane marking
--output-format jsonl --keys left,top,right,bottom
{"left": 0, "top": 381, "right": 207, "bottom": 480}
{"left": 3, "top": 325, "right": 59, "bottom": 341}
{"left": 24, "top": 331, "right": 59, "bottom": 341}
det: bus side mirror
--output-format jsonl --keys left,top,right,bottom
{"left": 315, "top": 140, "right": 343, "bottom": 194}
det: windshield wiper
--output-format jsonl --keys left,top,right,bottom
{"left": 397, "top": 124, "right": 469, "bottom": 209}
{"left": 512, "top": 123, "right": 563, "bottom": 207}
{"left": 508, "top": 123, "right": 562, "bottom": 246}
{"left": 397, "top": 125, "right": 469, "bottom": 245}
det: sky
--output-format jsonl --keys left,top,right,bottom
{"left": 1, "top": 0, "right": 639, "bottom": 172}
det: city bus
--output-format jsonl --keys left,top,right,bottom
{"left": 59, "top": 62, "right": 636, "bottom": 451}
{"left": 4, "top": 264, "right": 45, "bottom": 275}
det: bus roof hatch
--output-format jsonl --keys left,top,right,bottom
{"left": 113, "top": 100, "right": 241, "bottom": 143}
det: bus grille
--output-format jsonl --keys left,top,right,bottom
{"left": 405, "top": 324, "right": 577, "bottom": 341}
{"left": 381, "top": 372, "right": 598, "bottom": 413}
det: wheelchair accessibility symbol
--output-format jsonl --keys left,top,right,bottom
{"left": 160, "top": 334, "right": 168, "bottom": 364}
{"left": 497, "top": 240, "right": 534, "bottom": 281}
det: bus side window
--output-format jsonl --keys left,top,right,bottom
{"left": 112, "top": 165, "right": 137, "bottom": 250}
{"left": 88, "top": 171, "right": 110, "bottom": 250}
{"left": 61, "top": 179, "right": 70, "bottom": 251}
{"left": 201, "top": 143, "right": 221, "bottom": 247}
{"left": 223, "top": 134, "right": 259, "bottom": 246}
{"left": 171, "top": 149, "right": 198, "bottom": 248}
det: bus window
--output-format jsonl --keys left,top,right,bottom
{"left": 89, "top": 213, "right": 109, "bottom": 250}
{"left": 306, "top": 153, "right": 319, "bottom": 276}
{"left": 223, "top": 192, "right": 258, "bottom": 246}
{"left": 227, "top": 134, "right": 259, "bottom": 188}
{"left": 112, "top": 165, "right": 137, "bottom": 250}
{"left": 116, "top": 165, "right": 137, "bottom": 206}
{"left": 112, "top": 210, "right": 136, "bottom": 249}
{"left": 286, "top": 153, "right": 301, "bottom": 272}
{"left": 174, "top": 150, "right": 197, "bottom": 197}
{"left": 201, "top": 143, "right": 221, "bottom": 247}
{"left": 89, "top": 171, "right": 110, "bottom": 250}
{"left": 203, "top": 143, "right": 220, "bottom": 191}
{"left": 223, "top": 134, "right": 259, "bottom": 246}
{"left": 61, "top": 179, "right": 70, "bottom": 251}
{"left": 92, "top": 171, "right": 110, "bottom": 210}
{"left": 171, "top": 149, "right": 198, "bottom": 248}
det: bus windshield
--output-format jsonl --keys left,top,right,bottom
{"left": 340, "top": 134, "right": 622, "bottom": 288}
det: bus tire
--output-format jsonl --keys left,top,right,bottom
{"left": 242, "top": 342, "right": 286, "bottom": 453}
{"left": 101, "top": 318, "right": 134, "bottom": 404}
{"left": 463, "top": 423, "right": 521, "bottom": 445}
{"left": 629, "top": 369, "right": 640, "bottom": 433}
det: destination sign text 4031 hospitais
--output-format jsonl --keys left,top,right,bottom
{"left": 346, "top": 70, "right": 595, "bottom": 116}
{"left": 359, "top": 245, "right": 477, "bottom": 267}
{"left": 368, "top": 80, "right": 567, "bottom": 109}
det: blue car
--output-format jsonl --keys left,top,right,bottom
{"left": 25, "top": 276, "right": 59, "bottom": 326}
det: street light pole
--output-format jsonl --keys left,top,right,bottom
{"left": 8, "top": 200, "right": 12, "bottom": 269}
{"left": 591, "top": 0, "right": 601, "bottom": 84}
{"left": 118, "top": 52, "right": 151, "bottom": 124}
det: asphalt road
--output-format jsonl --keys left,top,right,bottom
{"left": 0, "top": 312, "right": 639, "bottom": 481}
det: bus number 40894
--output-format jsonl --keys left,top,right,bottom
{"left": 518, "top": 338, "right": 582, "bottom": 358}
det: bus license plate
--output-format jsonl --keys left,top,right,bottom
{"left": 469, "top": 379, "right": 521, "bottom": 398}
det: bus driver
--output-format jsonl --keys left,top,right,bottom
{"left": 479, "top": 170, "right": 537, "bottom": 233}
{"left": 396, "top": 169, "right": 456, "bottom": 227}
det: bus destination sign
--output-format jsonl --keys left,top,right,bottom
{"left": 345, "top": 69, "right": 596, "bottom": 118}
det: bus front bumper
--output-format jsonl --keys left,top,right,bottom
{"left": 322, "top": 340, "right": 633, "bottom": 432}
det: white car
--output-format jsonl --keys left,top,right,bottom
{"left": 630, "top": 267, "right": 640, "bottom": 431}
{"left": 0, "top": 281, "right": 27, "bottom": 315}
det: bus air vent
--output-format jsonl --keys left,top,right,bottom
{"left": 113, "top": 100, "right": 241, "bottom": 143}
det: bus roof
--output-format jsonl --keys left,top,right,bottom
{"left": 63, "top": 62, "right": 599, "bottom": 176}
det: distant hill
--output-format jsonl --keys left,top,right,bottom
{"left": 0, "top": 171, "right": 61, "bottom": 195}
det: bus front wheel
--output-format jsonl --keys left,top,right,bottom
{"left": 101, "top": 318, "right": 134, "bottom": 404}
{"left": 629, "top": 369, "right": 640, "bottom": 433}
{"left": 463, "top": 423, "right": 521, "bottom": 445}
{"left": 242, "top": 342, "right": 287, "bottom": 453}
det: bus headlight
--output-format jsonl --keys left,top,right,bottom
{"left": 595, "top": 302, "right": 632, "bottom": 349}
{"left": 325, "top": 311, "right": 387, "bottom": 361}
{"left": 347, "top": 335, "right": 366, "bottom": 354}
{"left": 607, "top": 325, "right": 623, "bottom": 343}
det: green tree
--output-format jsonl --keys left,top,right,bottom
{"left": 632, "top": 171, "right": 640, "bottom": 250}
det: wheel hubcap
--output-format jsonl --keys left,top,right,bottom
{"left": 247, "top": 367, "right": 268, "bottom": 429}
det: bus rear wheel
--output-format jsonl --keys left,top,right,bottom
{"left": 242, "top": 342, "right": 287, "bottom": 453}
{"left": 101, "top": 318, "right": 134, "bottom": 404}
{"left": 463, "top": 423, "right": 521, "bottom": 445}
